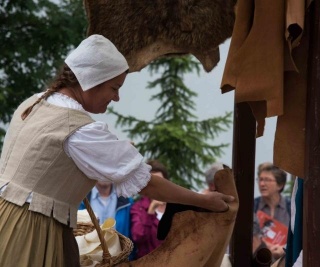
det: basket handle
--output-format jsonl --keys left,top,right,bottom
{"left": 83, "top": 197, "right": 112, "bottom": 265}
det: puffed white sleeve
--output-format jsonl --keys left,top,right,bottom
{"left": 64, "top": 121, "right": 151, "bottom": 197}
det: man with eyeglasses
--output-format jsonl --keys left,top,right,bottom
{"left": 254, "top": 163, "right": 291, "bottom": 261}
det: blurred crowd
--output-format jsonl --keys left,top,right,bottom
{"left": 79, "top": 160, "right": 292, "bottom": 265}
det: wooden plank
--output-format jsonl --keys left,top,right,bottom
{"left": 304, "top": 1, "right": 320, "bottom": 266}
{"left": 230, "top": 102, "right": 256, "bottom": 266}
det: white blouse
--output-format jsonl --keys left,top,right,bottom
{"left": 36, "top": 92, "right": 151, "bottom": 198}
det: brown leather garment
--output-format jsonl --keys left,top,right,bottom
{"left": 221, "top": 0, "right": 313, "bottom": 177}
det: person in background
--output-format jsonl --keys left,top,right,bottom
{"left": 201, "top": 162, "right": 225, "bottom": 194}
{"left": 252, "top": 213, "right": 269, "bottom": 254}
{"left": 257, "top": 162, "right": 273, "bottom": 173}
{"left": 255, "top": 164, "right": 290, "bottom": 226}
{"left": 255, "top": 163, "right": 291, "bottom": 260}
{"left": 130, "top": 160, "right": 169, "bottom": 259}
{"left": 79, "top": 181, "right": 133, "bottom": 238}
{"left": 0, "top": 34, "right": 234, "bottom": 267}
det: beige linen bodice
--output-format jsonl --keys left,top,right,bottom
{"left": 0, "top": 95, "right": 96, "bottom": 228}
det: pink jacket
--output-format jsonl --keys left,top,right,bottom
{"left": 130, "top": 196, "right": 163, "bottom": 259}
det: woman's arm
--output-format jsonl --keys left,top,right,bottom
{"left": 140, "top": 174, "right": 234, "bottom": 212}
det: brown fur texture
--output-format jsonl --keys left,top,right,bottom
{"left": 84, "top": 0, "right": 236, "bottom": 72}
{"left": 117, "top": 168, "right": 239, "bottom": 267}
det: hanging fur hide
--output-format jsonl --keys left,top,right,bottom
{"left": 84, "top": 0, "right": 236, "bottom": 72}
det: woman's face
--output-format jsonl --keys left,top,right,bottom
{"left": 81, "top": 72, "right": 127, "bottom": 113}
{"left": 258, "top": 170, "right": 282, "bottom": 198}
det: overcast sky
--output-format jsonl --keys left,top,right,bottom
{"left": 92, "top": 38, "right": 278, "bottom": 195}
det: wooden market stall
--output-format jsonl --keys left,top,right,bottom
{"left": 302, "top": 1, "right": 320, "bottom": 266}
{"left": 83, "top": 0, "right": 320, "bottom": 266}
{"left": 231, "top": 2, "right": 320, "bottom": 266}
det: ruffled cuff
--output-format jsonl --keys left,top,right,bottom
{"left": 114, "top": 162, "right": 151, "bottom": 198}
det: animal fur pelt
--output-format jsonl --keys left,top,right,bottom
{"left": 117, "top": 168, "right": 239, "bottom": 267}
{"left": 84, "top": 0, "right": 236, "bottom": 72}
{"left": 157, "top": 203, "right": 211, "bottom": 240}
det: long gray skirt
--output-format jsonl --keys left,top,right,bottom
{"left": 0, "top": 197, "right": 80, "bottom": 267}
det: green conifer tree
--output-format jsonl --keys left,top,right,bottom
{"left": 109, "top": 56, "right": 232, "bottom": 189}
{"left": 0, "top": 0, "right": 87, "bottom": 149}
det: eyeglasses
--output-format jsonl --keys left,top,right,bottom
{"left": 256, "top": 177, "right": 276, "bottom": 183}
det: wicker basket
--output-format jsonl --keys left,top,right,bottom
{"left": 74, "top": 222, "right": 95, "bottom": 237}
{"left": 74, "top": 198, "right": 133, "bottom": 267}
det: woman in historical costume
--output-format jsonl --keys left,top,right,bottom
{"left": 0, "top": 35, "right": 234, "bottom": 267}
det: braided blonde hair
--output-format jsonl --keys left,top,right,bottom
{"left": 21, "top": 64, "right": 79, "bottom": 120}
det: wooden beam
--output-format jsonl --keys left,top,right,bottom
{"left": 304, "top": 1, "right": 320, "bottom": 266}
{"left": 230, "top": 102, "right": 256, "bottom": 266}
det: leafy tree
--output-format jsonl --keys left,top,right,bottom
{"left": 110, "top": 56, "right": 232, "bottom": 189}
{"left": 0, "top": 0, "right": 87, "bottom": 149}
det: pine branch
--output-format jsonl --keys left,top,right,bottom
{"left": 110, "top": 55, "right": 231, "bottom": 189}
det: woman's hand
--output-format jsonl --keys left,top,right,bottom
{"left": 141, "top": 174, "right": 235, "bottom": 213}
{"left": 269, "top": 244, "right": 285, "bottom": 260}
{"left": 202, "top": 191, "right": 234, "bottom": 212}
{"left": 148, "top": 200, "right": 166, "bottom": 214}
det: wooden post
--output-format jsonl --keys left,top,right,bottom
{"left": 230, "top": 102, "right": 256, "bottom": 266}
{"left": 304, "top": 1, "right": 320, "bottom": 266}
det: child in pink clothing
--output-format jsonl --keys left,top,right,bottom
{"left": 130, "top": 160, "right": 168, "bottom": 259}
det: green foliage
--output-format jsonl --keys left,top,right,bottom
{"left": 0, "top": 0, "right": 87, "bottom": 149}
{"left": 109, "top": 56, "right": 232, "bottom": 189}
{"left": 283, "top": 176, "right": 295, "bottom": 197}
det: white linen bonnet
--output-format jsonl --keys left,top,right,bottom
{"left": 65, "top": 34, "right": 129, "bottom": 91}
